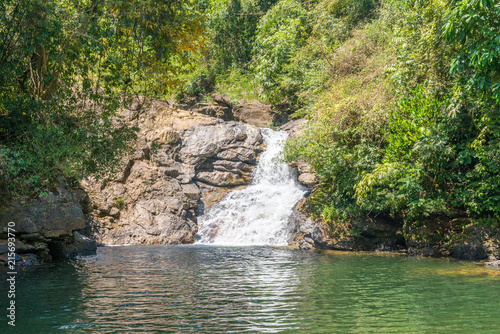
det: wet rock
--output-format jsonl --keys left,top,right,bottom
{"left": 0, "top": 191, "right": 85, "bottom": 239}
{"left": 452, "top": 241, "right": 488, "bottom": 260}
{"left": 289, "top": 199, "right": 328, "bottom": 250}
{"left": 73, "top": 232, "right": 97, "bottom": 256}
{"left": 353, "top": 218, "right": 405, "bottom": 251}
{"left": 289, "top": 198, "right": 405, "bottom": 252}
{"left": 0, "top": 188, "right": 90, "bottom": 260}
{"left": 48, "top": 239, "right": 78, "bottom": 259}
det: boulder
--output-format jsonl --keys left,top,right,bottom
{"left": 0, "top": 187, "right": 90, "bottom": 261}
{"left": 278, "top": 119, "right": 308, "bottom": 138}
{"left": 298, "top": 173, "right": 319, "bottom": 187}
{"left": 233, "top": 101, "right": 274, "bottom": 127}
{"left": 180, "top": 121, "right": 262, "bottom": 166}
{"left": 73, "top": 232, "right": 97, "bottom": 256}
{"left": 196, "top": 171, "right": 246, "bottom": 187}
{"left": 289, "top": 199, "right": 328, "bottom": 250}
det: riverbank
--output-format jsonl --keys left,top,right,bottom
{"left": 1, "top": 107, "right": 499, "bottom": 265}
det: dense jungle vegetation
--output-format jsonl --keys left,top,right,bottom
{"left": 175, "top": 0, "right": 500, "bottom": 233}
{"left": 1, "top": 0, "right": 499, "bottom": 236}
{"left": 0, "top": 0, "right": 203, "bottom": 200}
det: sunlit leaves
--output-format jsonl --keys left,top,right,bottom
{"left": 0, "top": 0, "right": 204, "bottom": 197}
{"left": 444, "top": 0, "right": 500, "bottom": 103}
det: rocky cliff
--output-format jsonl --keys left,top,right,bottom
{"left": 0, "top": 187, "right": 96, "bottom": 264}
{"left": 0, "top": 98, "right": 267, "bottom": 264}
{"left": 83, "top": 99, "right": 264, "bottom": 246}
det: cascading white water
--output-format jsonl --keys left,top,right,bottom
{"left": 195, "top": 128, "right": 307, "bottom": 246}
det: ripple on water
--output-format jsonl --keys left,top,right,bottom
{"left": 1, "top": 245, "right": 499, "bottom": 333}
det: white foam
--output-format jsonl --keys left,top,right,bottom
{"left": 195, "top": 128, "right": 306, "bottom": 246}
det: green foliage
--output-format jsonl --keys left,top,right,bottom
{"left": 444, "top": 0, "right": 500, "bottom": 103}
{"left": 175, "top": 66, "right": 216, "bottom": 99}
{"left": 388, "top": 0, "right": 453, "bottom": 92}
{"left": 207, "top": 0, "right": 278, "bottom": 73}
{"left": 285, "top": 100, "right": 385, "bottom": 220}
{"left": 215, "top": 69, "right": 260, "bottom": 101}
{"left": 384, "top": 86, "right": 443, "bottom": 162}
{"left": 114, "top": 197, "right": 126, "bottom": 209}
{"left": 252, "top": 0, "right": 309, "bottom": 105}
{"left": 0, "top": 0, "right": 203, "bottom": 198}
{"left": 284, "top": 0, "right": 500, "bottom": 230}
{"left": 173, "top": 0, "right": 279, "bottom": 100}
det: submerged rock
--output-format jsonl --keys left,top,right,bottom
{"left": 73, "top": 231, "right": 97, "bottom": 256}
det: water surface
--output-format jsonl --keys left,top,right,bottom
{"left": 1, "top": 246, "right": 499, "bottom": 333}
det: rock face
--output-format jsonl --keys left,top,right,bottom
{"left": 405, "top": 219, "right": 500, "bottom": 260}
{"left": 279, "top": 119, "right": 308, "bottom": 138}
{"left": 84, "top": 99, "right": 264, "bottom": 245}
{"left": 0, "top": 187, "right": 97, "bottom": 264}
{"left": 289, "top": 200, "right": 328, "bottom": 250}
{"left": 0, "top": 98, "right": 264, "bottom": 262}
{"left": 233, "top": 101, "right": 274, "bottom": 127}
{"left": 179, "top": 94, "right": 276, "bottom": 128}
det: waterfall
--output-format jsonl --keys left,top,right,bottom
{"left": 195, "top": 128, "right": 307, "bottom": 246}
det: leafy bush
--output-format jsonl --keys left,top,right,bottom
{"left": 252, "top": 0, "right": 310, "bottom": 105}
{"left": 114, "top": 197, "right": 126, "bottom": 209}
{"left": 284, "top": 0, "right": 500, "bottom": 230}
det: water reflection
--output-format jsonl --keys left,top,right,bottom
{"left": 71, "top": 246, "right": 309, "bottom": 333}
{"left": 1, "top": 246, "right": 499, "bottom": 333}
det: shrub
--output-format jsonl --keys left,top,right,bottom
{"left": 114, "top": 197, "right": 126, "bottom": 209}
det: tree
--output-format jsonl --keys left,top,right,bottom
{"left": 0, "top": 0, "right": 204, "bottom": 198}
{"left": 445, "top": 0, "right": 500, "bottom": 103}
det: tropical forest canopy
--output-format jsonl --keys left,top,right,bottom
{"left": 0, "top": 0, "right": 203, "bottom": 198}
{"left": 2, "top": 0, "right": 500, "bottom": 234}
